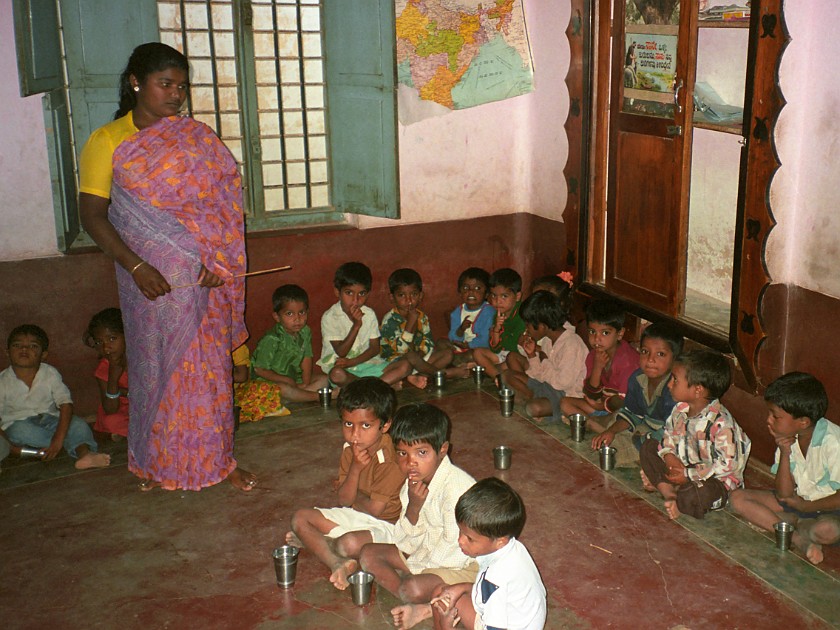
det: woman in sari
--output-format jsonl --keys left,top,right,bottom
{"left": 79, "top": 43, "right": 256, "bottom": 492}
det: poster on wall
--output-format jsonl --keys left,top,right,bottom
{"left": 623, "top": 28, "right": 678, "bottom": 103}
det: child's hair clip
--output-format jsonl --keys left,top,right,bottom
{"left": 557, "top": 271, "right": 574, "bottom": 288}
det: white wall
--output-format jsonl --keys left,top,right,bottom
{"left": 768, "top": 0, "right": 840, "bottom": 298}
{"left": 0, "top": 0, "right": 570, "bottom": 262}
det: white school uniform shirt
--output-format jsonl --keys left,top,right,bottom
{"left": 316, "top": 302, "right": 381, "bottom": 372}
{"left": 392, "top": 455, "right": 476, "bottom": 573}
{"left": 472, "top": 537, "right": 547, "bottom": 630}
{"left": 771, "top": 418, "right": 840, "bottom": 502}
{"left": 0, "top": 364, "right": 72, "bottom": 430}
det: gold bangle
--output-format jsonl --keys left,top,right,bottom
{"left": 130, "top": 261, "right": 147, "bottom": 275}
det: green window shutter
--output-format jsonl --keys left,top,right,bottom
{"left": 13, "top": 0, "right": 62, "bottom": 96}
{"left": 42, "top": 89, "right": 78, "bottom": 251}
{"left": 324, "top": 0, "right": 399, "bottom": 218}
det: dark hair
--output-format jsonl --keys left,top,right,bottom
{"left": 336, "top": 377, "right": 397, "bottom": 425}
{"left": 84, "top": 308, "right": 124, "bottom": 348}
{"left": 764, "top": 372, "right": 828, "bottom": 424}
{"left": 585, "top": 299, "right": 626, "bottom": 330}
{"left": 115, "top": 42, "right": 189, "bottom": 119}
{"left": 625, "top": 42, "right": 636, "bottom": 66}
{"left": 520, "top": 290, "right": 568, "bottom": 330}
{"left": 455, "top": 477, "right": 526, "bottom": 539}
{"left": 676, "top": 350, "right": 731, "bottom": 400}
{"left": 489, "top": 268, "right": 522, "bottom": 293}
{"left": 457, "top": 267, "right": 490, "bottom": 292}
{"left": 390, "top": 403, "right": 450, "bottom": 452}
{"left": 640, "top": 322, "right": 684, "bottom": 357}
{"left": 8, "top": 324, "right": 49, "bottom": 352}
{"left": 272, "top": 284, "right": 309, "bottom": 313}
{"left": 531, "top": 275, "right": 568, "bottom": 295}
{"left": 334, "top": 262, "right": 372, "bottom": 291}
{"left": 388, "top": 268, "right": 423, "bottom": 293}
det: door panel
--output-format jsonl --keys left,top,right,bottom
{"left": 605, "top": 0, "right": 694, "bottom": 316}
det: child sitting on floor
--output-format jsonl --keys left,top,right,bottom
{"left": 730, "top": 372, "right": 840, "bottom": 565}
{"left": 358, "top": 403, "right": 477, "bottom": 621}
{"left": 394, "top": 477, "right": 547, "bottom": 630}
{"left": 473, "top": 268, "right": 526, "bottom": 389}
{"left": 590, "top": 322, "right": 683, "bottom": 461}
{"left": 248, "top": 284, "right": 328, "bottom": 408}
{"left": 318, "top": 262, "right": 399, "bottom": 387}
{"left": 0, "top": 324, "right": 110, "bottom": 469}
{"left": 640, "top": 349, "right": 751, "bottom": 520}
{"left": 440, "top": 267, "right": 495, "bottom": 378}
{"left": 286, "top": 377, "right": 404, "bottom": 588}
{"left": 379, "top": 268, "right": 453, "bottom": 388}
{"left": 84, "top": 308, "right": 129, "bottom": 440}
{"left": 561, "top": 299, "right": 639, "bottom": 418}
{"left": 503, "top": 290, "right": 587, "bottom": 424}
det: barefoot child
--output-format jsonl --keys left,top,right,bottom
{"left": 0, "top": 325, "right": 110, "bottom": 470}
{"left": 730, "top": 372, "right": 840, "bottom": 565}
{"left": 84, "top": 308, "right": 129, "bottom": 439}
{"left": 590, "top": 322, "right": 683, "bottom": 462}
{"left": 248, "top": 284, "right": 329, "bottom": 407}
{"left": 473, "top": 268, "right": 526, "bottom": 388}
{"left": 379, "top": 268, "right": 453, "bottom": 388}
{"left": 561, "top": 299, "right": 638, "bottom": 418}
{"left": 640, "top": 350, "right": 751, "bottom": 520}
{"left": 439, "top": 268, "right": 495, "bottom": 378}
{"left": 358, "top": 403, "right": 477, "bottom": 627}
{"left": 503, "top": 290, "right": 587, "bottom": 424}
{"left": 286, "top": 377, "right": 404, "bottom": 589}
{"left": 398, "top": 478, "right": 547, "bottom": 630}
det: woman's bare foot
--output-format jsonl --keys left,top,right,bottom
{"left": 406, "top": 374, "right": 428, "bottom": 389}
{"left": 228, "top": 467, "right": 257, "bottom": 492}
{"left": 75, "top": 452, "right": 111, "bottom": 470}
{"left": 640, "top": 470, "right": 656, "bottom": 492}
{"left": 391, "top": 603, "right": 433, "bottom": 630}
{"left": 138, "top": 478, "right": 162, "bottom": 492}
{"left": 285, "top": 531, "right": 303, "bottom": 547}
{"left": 329, "top": 558, "right": 358, "bottom": 590}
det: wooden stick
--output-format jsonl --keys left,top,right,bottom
{"left": 589, "top": 543, "right": 613, "bottom": 555}
{"left": 170, "top": 265, "right": 291, "bottom": 289}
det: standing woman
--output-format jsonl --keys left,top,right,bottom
{"left": 79, "top": 42, "right": 256, "bottom": 492}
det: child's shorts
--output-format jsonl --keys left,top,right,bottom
{"left": 778, "top": 498, "right": 840, "bottom": 521}
{"left": 526, "top": 378, "right": 565, "bottom": 423}
{"left": 416, "top": 561, "right": 479, "bottom": 585}
{"left": 315, "top": 507, "right": 395, "bottom": 544}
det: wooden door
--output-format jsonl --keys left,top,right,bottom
{"left": 605, "top": 0, "right": 696, "bottom": 315}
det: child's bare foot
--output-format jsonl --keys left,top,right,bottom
{"left": 285, "top": 531, "right": 303, "bottom": 547}
{"left": 664, "top": 498, "right": 681, "bottom": 520}
{"left": 446, "top": 365, "right": 472, "bottom": 379}
{"left": 329, "top": 558, "right": 358, "bottom": 590}
{"left": 228, "top": 467, "right": 257, "bottom": 492}
{"left": 406, "top": 374, "right": 428, "bottom": 389}
{"left": 792, "top": 531, "right": 825, "bottom": 564}
{"left": 75, "top": 452, "right": 111, "bottom": 469}
{"left": 391, "top": 603, "right": 433, "bottom": 629}
{"left": 640, "top": 470, "right": 656, "bottom": 492}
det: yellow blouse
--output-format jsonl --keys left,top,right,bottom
{"left": 78, "top": 111, "right": 139, "bottom": 199}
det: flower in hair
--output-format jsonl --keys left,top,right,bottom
{"left": 557, "top": 271, "right": 574, "bottom": 288}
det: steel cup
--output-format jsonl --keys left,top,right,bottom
{"left": 434, "top": 370, "right": 446, "bottom": 389}
{"left": 273, "top": 545, "right": 299, "bottom": 588}
{"left": 318, "top": 387, "right": 332, "bottom": 407}
{"left": 472, "top": 365, "right": 486, "bottom": 385}
{"left": 499, "top": 387, "right": 515, "bottom": 417}
{"left": 774, "top": 521, "right": 794, "bottom": 551}
{"left": 570, "top": 414, "right": 586, "bottom": 442}
{"left": 348, "top": 570, "right": 374, "bottom": 605}
{"left": 599, "top": 445, "right": 616, "bottom": 471}
{"left": 493, "top": 445, "right": 512, "bottom": 470}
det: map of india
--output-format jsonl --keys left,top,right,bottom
{"left": 395, "top": 0, "right": 534, "bottom": 112}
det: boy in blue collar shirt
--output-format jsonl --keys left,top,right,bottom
{"left": 730, "top": 372, "right": 840, "bottom": 564}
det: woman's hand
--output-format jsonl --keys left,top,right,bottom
{"left": 197, "top": 265, "right": 225, "bottom": 288}
{"left": 133, "top": 263, "right": 171, "bottom": 301}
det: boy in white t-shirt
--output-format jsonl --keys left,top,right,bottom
{"left": 392, "top": 477, "right": 546, "bottom": 630}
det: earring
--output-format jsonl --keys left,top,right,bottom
{"left": 133, "top": 86, "right": 140, "bottom": 92}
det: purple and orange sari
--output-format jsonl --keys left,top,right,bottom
{"left": 110, "top": 116, "right": 247, "bottom": 490}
